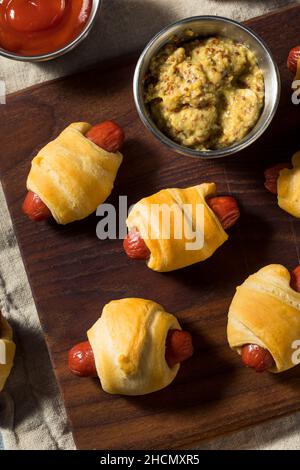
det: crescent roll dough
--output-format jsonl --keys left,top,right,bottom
{"left": 27, "top": 122, "right": 123, "bottom": 225}
{"left": 0, "top": 314, "right": 16, "bottom": 391}
{"left": 278, "top": 151, "right": 300, "bottom": 217}
{"left": 87, "top": 298, "right": 181, "bottom": 395}
{"left": 227, "top": 264, "right": 300, "bottom": 373}
{"left": 126, "top": 183, "right": 228, "bottom": 272}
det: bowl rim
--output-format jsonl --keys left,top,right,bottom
{"left": 0, "top": 0, "right": 102, "bottom": 62}
{"left": 133, "top": 15, "right": 281, "bottom": 159}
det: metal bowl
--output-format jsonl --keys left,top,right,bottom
{"left": 0, "top": 0, "right": 102, "bottom": 62}
{"left": 133, "top": 16, "right": 281, "bottom": 159}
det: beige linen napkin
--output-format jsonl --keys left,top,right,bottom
{"left": 0, "top": 0, "right": 299, "bottom": 451}
{"left": 0, "top": 185, "right": 75, "bottom": 449}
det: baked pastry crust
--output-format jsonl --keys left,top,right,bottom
{"left": 27, "top": 123, "right": 123, "bottom": 225}
{"left": 126, "top": 183, "right": 228, "bottom": 272}
{"left": 87, "top": 298, "right": 181, "bottom": 395}
{"left": 227, "top": 264, "right": 300, "bottom": 373}
{"left": 0, "top": 314, "right": 16, "bottom": 391}
{"left": 278, "top": 151, "right": 300, "bottom": 217}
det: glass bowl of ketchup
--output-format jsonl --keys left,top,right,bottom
{"left": 0, "top": 0, "right": 101, "bottom": 61}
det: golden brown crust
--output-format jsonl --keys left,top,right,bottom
{"left": 126, "top": 183, "right": 228, "bottom": 272}
{"left": 278, "top": 151, "right": 300, "bottom": 217}
{"left": 227, "top": 264, "right": 300, "bottom": 373}
{"left": 0, "top": 313, "right": 16, "bottom": 391}
{"left": 27, "top": 123, "right": 123, "bottom": 225}
{"left": 87, "top": 298, "right": 181, "bottom": 395}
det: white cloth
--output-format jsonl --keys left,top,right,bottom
{"left": 0, "top": 0, "right": 299, "bottom": 451}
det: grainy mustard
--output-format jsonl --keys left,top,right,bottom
{"left": 144, "top": 36, "right": 265, "bottom": 151}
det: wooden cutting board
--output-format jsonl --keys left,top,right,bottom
{"left": 1, "top": 3, "right": 300, "bottom": 450}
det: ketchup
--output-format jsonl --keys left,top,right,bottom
{"left": 0, "top": 0, "right": 92, "bottom": 56}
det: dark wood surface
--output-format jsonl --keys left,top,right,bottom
{"left": 1, "top": 3, "right": 300, "bottom": 450}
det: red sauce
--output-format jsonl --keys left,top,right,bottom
{"left": 0, "top": 0, "right": 92, "bottom": 56}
